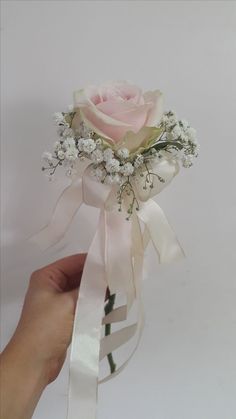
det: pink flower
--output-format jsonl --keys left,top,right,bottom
{"left": 73, "top": 81, "right": 163, "bottom": 143}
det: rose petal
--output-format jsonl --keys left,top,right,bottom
{"left": 74, "top": 91, "right": 130, "bottom": 128}
{"left": 112, "top": 103, "right": 152, "bottom": 133}
{"left": 116, "top": 82, "right": 143, "bottom": 102}
{"left": 144, "top": 90, "right": 164, "bottom": 126}
{"left": 73, "top": 83, "right": 163, "bottom": 143}
{"left": 96, "top": 99, "right": 137, "bottom": 116}
{"left": 80, "top": 108, "right": 133, "bottom": 143}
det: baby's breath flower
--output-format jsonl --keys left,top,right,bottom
{"left": 179, "top": 119, "right": 189, "bottom": 131}
{"left": 64, "top": 137, "right": 76, "bottom": 148}
{"left": 82, "top": 138, "right": 96, "bottom": 154}
{"left": 162, "top": 111, "right": 178, "bottom": 128}
{"left": 105, "top": 158, "right": 120, "bottom": 173}
{"left": 77, "top": 138, "right": 96, "bottom": 154}
{"left": 120, "top": 162, "right": 134, "bottom": 176}
{"left": 77, "top": 138, "right": 85, "bottom": 152}
{"left": 62, "top": 128, "right": 75, "bottom": 138}
{"left": 182, "top": 155, "right": 194, "bottom": 168}
{"left": 65, "top": 147, "right": 78, "bottom": 161}
{"left": 186, "top": 127, "right": 197, "bottom": 142}
{"left": 116, "top": 148, "right": 129, "bottom": 160}
{"left": 161, "top": 114, "right": 168, "bottom": 124}
{"left": 171, "top": 124, "right": 182, "bottom": 140}
{"left": 91, "top": 149, "right": 104, "bottom": 163}
{"left": 103, "top": 148, "right": 114, "bottom": 162}
{"left": 57, "top": 150, "right": 65, "bottom": 160}
{"left": 54, "top": 141, "right": 61, "bottom": 151}
{"left": 53, "top": 112, "right": 65, "bottom": 125}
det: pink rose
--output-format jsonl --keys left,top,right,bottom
{"left": 73, "top": 81, "right": 163, "bottom": 143}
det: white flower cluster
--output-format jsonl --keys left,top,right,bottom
{"left": 87, "top": 145, "right": 135, "bottom": 185}
{"left": 90, "top": 147, "right": 135, "bottom": 183}
{"left": 42, "top": 113, "right": 79, "bottom": 176}
{"left": 42, "top": 112, "right": 138, "bottom": 185}
{"left": 78, "top": 138, "right": 96, "bottom": 154}
{"left": 160, "top": 111, "right": 199, "bottom": 168}
{"left": 53, "top": 112, "right": 66, "bottom": 125}
{"left": 42, "top": 107, "right": 199, "bottom": 218}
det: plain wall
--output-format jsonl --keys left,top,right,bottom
{"left": 1, "top": 1, "right": 236, "bottom": 419}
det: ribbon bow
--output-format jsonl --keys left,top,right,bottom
{"left": 31, "top": 156, "right": 184, "bottom": 419}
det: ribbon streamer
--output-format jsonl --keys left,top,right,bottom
{"left": 31, "top": 157, "right": 184, "bottom": 419}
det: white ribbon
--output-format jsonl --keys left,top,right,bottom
{"left": 31, "top": 156, "right": 184, "bottom": 419}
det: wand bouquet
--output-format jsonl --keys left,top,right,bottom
{"left": 34, "top": 81, "right": 199, "bottom": 419}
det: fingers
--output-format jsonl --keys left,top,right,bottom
{"left": 32, "top": 253, "right": 87, "bottom": 292}
{"left": 46, "top": 253, "right": 87, "bottom": 277}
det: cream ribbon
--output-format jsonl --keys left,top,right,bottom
{"left": 31, "top": 156, "right": 184, "bottom": 419}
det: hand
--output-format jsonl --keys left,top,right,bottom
{"left": 16, "top": 253, "right": 86, "bottom": 382}
{"left": 0, "top": 253, "right": 86, "bottom": 419}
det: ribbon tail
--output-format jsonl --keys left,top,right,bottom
{"left": 137, "top": 199, "right": 185, "bottom": 263}
{"left": 104, "top": 210, "right": 136, "bottom": 310}
{"left": 29, "top": 176, "right": 83, "bottom": 249}
{"left": 67, "top": 210, "right": 107, "bottom": 419}
{"left": 142, "top": 225, "right": 150, "bottom": 250}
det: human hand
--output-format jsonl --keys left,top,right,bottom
{"left": 0, "top": 253, "right": 86, "bottom": 419}
{"left": 16, "top": 253, "right": 87, "bottom": 382}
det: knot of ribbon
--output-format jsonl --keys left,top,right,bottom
{"left": 31, "top": 156, "right": 184, "bottom": 419}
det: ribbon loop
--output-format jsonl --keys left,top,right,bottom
{"left": 30, "top": 176, "right": 83, "bottom": 249}
{"left": 137, "top": 199, "right": 185, "bottom": 263}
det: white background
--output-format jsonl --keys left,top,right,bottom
{"left": 1, "top": 1, "right": 236, "bottom": 418}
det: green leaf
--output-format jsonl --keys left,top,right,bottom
{"left": 152, "top": 140, "right": 183, "bottom": 151}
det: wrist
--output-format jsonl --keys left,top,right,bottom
{"left": 0, "top": 333, "right": 48, "bottom": 419}
{"left": 9, "top": 329, "right": 49, "bottom": 386}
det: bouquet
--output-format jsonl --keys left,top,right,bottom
{"left": 35, "top": 81, "right": 199, "bottom": 419}
{"left": 43, "top": 82, "right": 198, "bottom": 218}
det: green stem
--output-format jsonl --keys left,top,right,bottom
{"left": 104, "top": 293, "right": 116, "bottom": 374}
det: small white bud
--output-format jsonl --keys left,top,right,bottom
{"left": 57, "top": 150, "right": 65, "bottom": 160}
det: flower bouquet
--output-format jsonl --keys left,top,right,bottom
{"left": 34, "top": 81, "right": 199, "bottom": 419}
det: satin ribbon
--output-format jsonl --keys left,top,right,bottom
{"left": 31, "top": 157, "right": 184, "bottom": 419}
